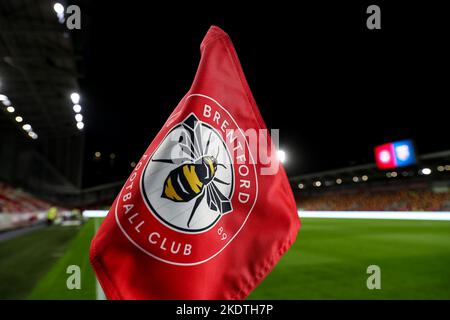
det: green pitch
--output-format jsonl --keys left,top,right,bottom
{"left": 0, "top": 224, "right": 79, "bottom": 299}
{"left": 1, "top": 218, "right": 450, "bottom": 299}
{"left": 27, "top": 220, "right": 97, "bottom": 299}
{"left": 249, "top": 218, "right": 450, "bottom": 299}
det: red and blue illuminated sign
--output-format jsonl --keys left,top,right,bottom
{"left": 375, "top": 140, "right": 417, "bottom": 169}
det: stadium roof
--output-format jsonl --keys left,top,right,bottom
{"left": 0, "top": 0, "right": 83, "bottom": 138}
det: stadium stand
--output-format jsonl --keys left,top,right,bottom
{"left": 292, "top": 150, "right": 450, "bottom": 212}
{"left": 0, "top": 182, "right": 51, "bottom": 213}
{"left": 297, "top": 188, "right": 450, "bottom": 212}
{"left": 0, "top": 182, "right": 53, "bottom": 231}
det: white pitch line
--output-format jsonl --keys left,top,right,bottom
{"left": 298, "top": 211, "right": 450, "bottom": 221}
{"left": 84, "top": 209, "right": 450, "bottom": 221}
{"left": 94, "top": 218, "right": 106, "bottom": 300}
{"left": 84, "top": 210, "right": 108, "bottom": 218}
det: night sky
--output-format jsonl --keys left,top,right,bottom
{"left": 74, "top": 1, "right": 449, "bottom": 187}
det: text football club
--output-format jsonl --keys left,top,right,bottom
{"left": 115, "top": 94, "right": 258, "bottom": 265}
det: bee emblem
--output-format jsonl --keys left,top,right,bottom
{"left": 151, "top": 114, "right": 233, "bottom": 228}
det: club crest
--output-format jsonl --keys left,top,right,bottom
{"left": 142, "top": 114, "right": 234, "bottom": 232}
{"left": 114, "top": 94, "right": 258, "bottom": 265}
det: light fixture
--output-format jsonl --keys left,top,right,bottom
{"left": 95, "top": 151, "right": 101, "bottom": 158}
{"left": 53, "top": 3, "right": 64, "bottom": 14}
{"left": 352, "top": 176, "right": 359, "bottom": 182}
{"left": 362, "top": 175, "right": 369, "bottom": 181}
{"left": 0, "top": 96, "right": 38, "bottom": 138}
{"left": 70, "top": 92, "right": 80, "bottom": 104}
{"left": 28, "top": 131, "right": 38, "bottom": 140}
{"left": 277, "top": 150, "right": 286, "bottom": 163}
{"left": 76, "top": 122, "right": 84, "bottom": 130}
{"left": 298, "top": 183, "right": 304, "bottom": 189}
{"left": 131, "top": 162, "right": 136, "bottom": 168}
{"left": 336, "top": 178, "right": 342, "bottom": 184}
{"left": 75, "top": 114, "right": 83, "bottom": 122}
{"left": 73, "top": 104, "right": 82, "bottom": 113}
{"left": 421, "top": 168, "right": 432, "bottom": 175}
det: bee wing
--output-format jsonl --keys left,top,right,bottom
{"left": 206, "top": 186, "right": 217, "bottom": 211}
{"left": 193, "top": 120, "right": 204, "bottom": 156}
{"left": 182, "top": 114, "right": 204, "bottom": 158}
{"left": 204, "top": 132, "right": 213, "bottom": 155}
{"left": 208, "top": 183, "right": 233, "bottom": 214}
{"left": 179, "top": 132, "right": 197, "bottom": 160}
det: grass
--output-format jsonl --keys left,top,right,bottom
{"left": 0, "top": 225, "right": 79, "bottom": 299}
{"left": 248, "top": 218, "right": 450, "bottom": 299}
{"left": 27, "top": 219, "right": 97, "bottom": 299}
{"left": 2, "top": 218, "right": 450, "bottom": 299}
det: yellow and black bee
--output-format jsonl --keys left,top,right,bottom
{"left": 152, "top": 114, "right": 233, "bottom": 227}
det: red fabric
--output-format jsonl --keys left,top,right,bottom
{"left": 90, "top": 26, "right": 300, "bottom": 300}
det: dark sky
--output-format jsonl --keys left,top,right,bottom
{"left": 75, "top": 1, "right": 449, "bottom": 187}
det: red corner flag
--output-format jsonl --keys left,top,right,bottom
{"left": 90, "top": 26, "right": 300, "bottom": 300}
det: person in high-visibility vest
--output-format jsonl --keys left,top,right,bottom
{"left": 46, "top": 207, "right": 57, "bottom": 225}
